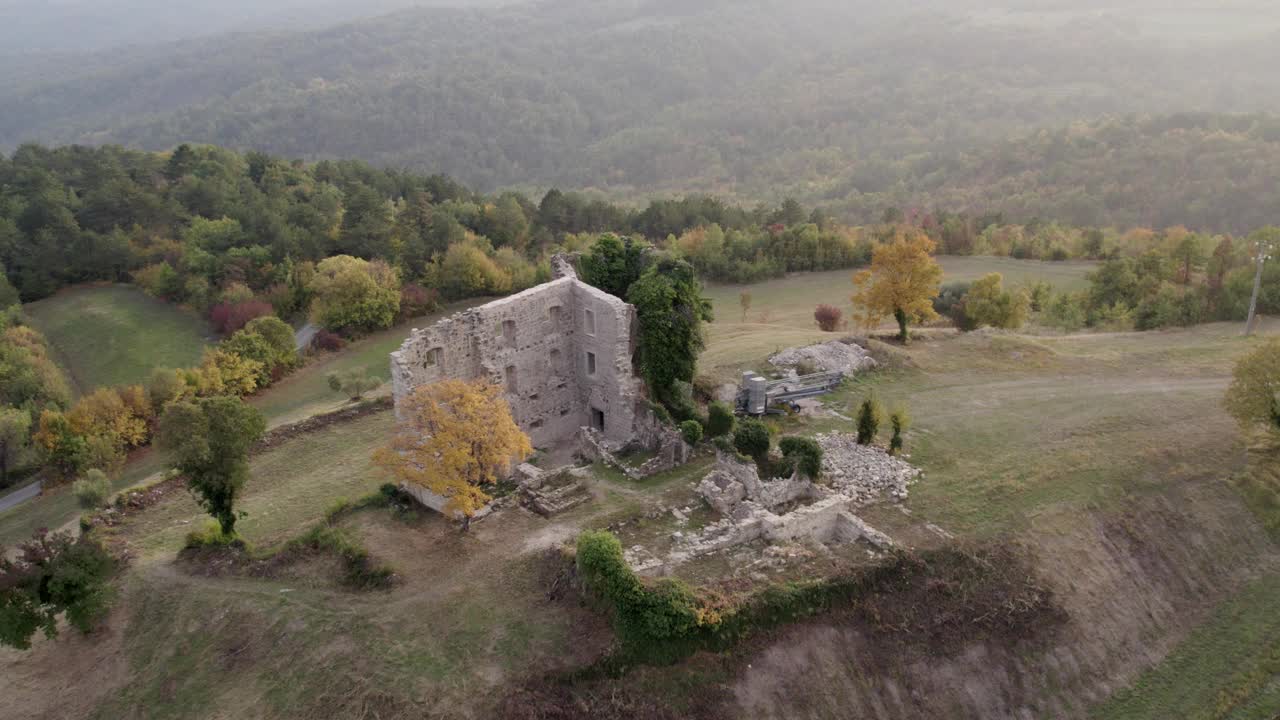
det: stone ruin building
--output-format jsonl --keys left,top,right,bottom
{"left": 391, "top": 256, "right": 644, "bottom": 451}
{"left": 390, "top": 256, "right": 692, "bottom": 516}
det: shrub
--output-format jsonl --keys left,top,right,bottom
{"left": 183, "top": 519, "right": 242, "bottom": 549}
{"left": 933, "top": 281, "right": 971, "bottom": 317}
{"left": 1134, "top": 284, "right": 1206, "bottom": 330}
{"left": 209, "top": 300, "right": 273, "bottom": 335}
{"left": 679, "top": 420, "right": 703, "bottom": 446}
{"left": 399, "top": 283, "right": 441, "bottom": 320}
{"left": 889, "top": 408, "right": 910, "bottom": 456}
{"left": 309, "top": 255, "right": 401, "bottom": 334}
{"left": 814, "top": 304, "right": 843, "bottom": 332}
{"left": 575, "top": 530, "right": 700, "bottom": 657}
{"left": 1027, "top": 281, "right": 1053, "bottom": 312}
{"left": 778, "top": 436, "right": 823, "bottom": 478}
{"left": 311, "top": 329, "right": 347, "bottom": 352}
{"left": 856, "top": 396, "right": 883, "bottom": 445}
{"left": 326, "top": 370, "right": 383, "bottom": 401}
{"left": 705, "top": 402, "right": 735, "bottom": 438}
{"left": 663, "top": 380, "right": 700, "bottom": 423}
{"left": 733, "top": 418, "right": 771, "bottom": 461}
{"left": 965, "top": 273, "right": 1030, "bottom": 329}
{"left": 1045, "top": 293, "right": 1087, "bottom": 332}
{"left": 712, "top": 435, "right": 737, "bottom": 455}
{"left": 72, "top": 469, "right": 111, "bottom": 509}
{"left": 794, "top": 358, "right": 821, "bottom": 377}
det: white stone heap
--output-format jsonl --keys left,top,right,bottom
{"left": 769, "top": 340, "right": 877, "bottom": 375}
{"left": 816, "top": 432, "right": 920, "bottom": 503}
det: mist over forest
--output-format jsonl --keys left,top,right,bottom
{"left": 3, "top": 0, "right": 1280, "bottom": 230}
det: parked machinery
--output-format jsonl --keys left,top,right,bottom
{"left": 736, "top": 370, "right": 845, "bottom": 415}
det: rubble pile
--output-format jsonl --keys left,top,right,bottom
{"left": 628, "top": 445, "right": 924, "bottom": 574}
{"left": 769, "top": 340, "right": 877, "bottom": 375}
{"left": 816, "top": 432, "right": 921, "bottom": 503}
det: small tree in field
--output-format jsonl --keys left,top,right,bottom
{"left": 814, "top": 304, "right": 843, "bottom": 332}
{"left": 72, "top": 469, "right": 111, "bottom": 508}
{"left": 856, "top": 396, "right": 883, "bottom": 445}
{"left": 159, "top": 396, "right": 266, "bottom": 537}
{"left": 851, "top": 230, "right": 943, "bottom": 342}
{"left": 1225, "top": 339, "right": 1280, "bottom": 433}
{"left": 889, "top": 407, "right": 910, "bottom": 456}
{"left": 739, "top": 291, "right": 752, "bottom": 322}
{"left": 0, "top": 530, "right": 115, "bottom": 650}
{"left": 327, "top": 370, "right": 383, "bottom": 401}
{"left": 374, "top": 380, "right": 532, "bottom": 528}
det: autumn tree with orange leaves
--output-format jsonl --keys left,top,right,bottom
{"left": 851, "top": 230, "right": 943, "bottom": 342}
{"left": 375, "top": 379, "right": 532, "bottom": 527}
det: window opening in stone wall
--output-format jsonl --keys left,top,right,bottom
{"left": 505, "top": 365, "right": 518, "bottom": 393}
{"left": 425, "top": 347, "right": 442, "bottom": 367}
{"left": 502, "top": 319, "right": 517, "bottom": 348}
{"left": 584, "top": 308, "right": 596, "bottom": 335}
{"left": 591, "top": 408, "right": 605, "bottom": 432}
{"left": 549, "top": 305, "right": 562, "bottom": 329}
{"left": 549, "top": 348, "right": 561, "bottom": 372}
{"left": 586, "top": 351, "right": 597, "bottom": 376}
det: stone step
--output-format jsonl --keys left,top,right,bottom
{"left": 523, "top": 480, "right": 591, "bottom": 516}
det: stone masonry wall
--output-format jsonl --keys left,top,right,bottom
{"left": 390, "top": 261, "right": 643, "bottom": 448}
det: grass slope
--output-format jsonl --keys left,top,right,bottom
{"left": 24, "top": 285, "right": 211, "bottom": 394}
{"left": 701, "top": 256, "right": 1096, "bottom": 374}
{"left": 1093, "top": 572, "right": 1280, "bottom": 720}
{"left": 251, "top": 301, "right": 484, "bottom": 428}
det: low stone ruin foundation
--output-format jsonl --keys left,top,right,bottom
{"left": 626, "top": 435, "right": 920, "bottom": 574}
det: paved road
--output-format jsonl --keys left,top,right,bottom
{"left": 0, "top": 481, "right": 42, "bottom": 513}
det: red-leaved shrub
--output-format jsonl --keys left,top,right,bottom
{"left": 311, "top": 329, "right": 347, "bottom": 352}
{"left": 210, "top": 300, "right": 273, "bottom": 335}
{"left": 814, "top": 304, "right": 843, "bottom": 332}
{"left": 399, "top": 284, "right": 441, "bottom": 320}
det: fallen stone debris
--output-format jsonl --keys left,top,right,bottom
{"left": 628, "top": 436, "right": 921, "bottom": 575}
{"left": 816, "top": 432, "right": 921, "bottom": 503}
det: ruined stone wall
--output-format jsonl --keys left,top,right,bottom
{"left": 391, "top": 264, "right": 643, "bottom": 448}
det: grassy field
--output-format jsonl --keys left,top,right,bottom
{"left": 115, "top": 412, "right": 394, "bottom": 556}
{"left": 23, "top": 285, "right": 211, "bottom": 394}
{"left": 700, "top": 256, "right": 1096, "bottom": 374}
{"left": 1093, "top": 571, "right": 1280, "bottom": 720}
{"left": 812, "top": 325, "right": 1269, "bottom": 536}
{"left": 251, "top": 300, "right": 484, "bottom": 428}
{"left": 0, "top": 449, "right": 165, "bottom": 546}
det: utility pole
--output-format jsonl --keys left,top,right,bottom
{"left": 1245, "top": 234, "right": 1273, "bottom": 337}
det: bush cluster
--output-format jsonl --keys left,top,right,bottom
{"left": 705, "top": 402, "right": 735, "bottom": 438}
{"left": 778, "top": 436, "right": 823, "bottom": 478}
{"left": 678, "top": 420, "right": 703, "bottom": 446}
{"left": 733, "top": 419, "right": 771, "bottom": 461}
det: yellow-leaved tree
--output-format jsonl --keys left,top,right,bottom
{"left": 374, "top": 379, "right": 532, "bottom": 526}
{"left": 851, "top": 230, "right": 943, "bottom": 342}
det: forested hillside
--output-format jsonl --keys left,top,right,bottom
{"left": 2, "top": 0, "right": 1279, "bottom": 231}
